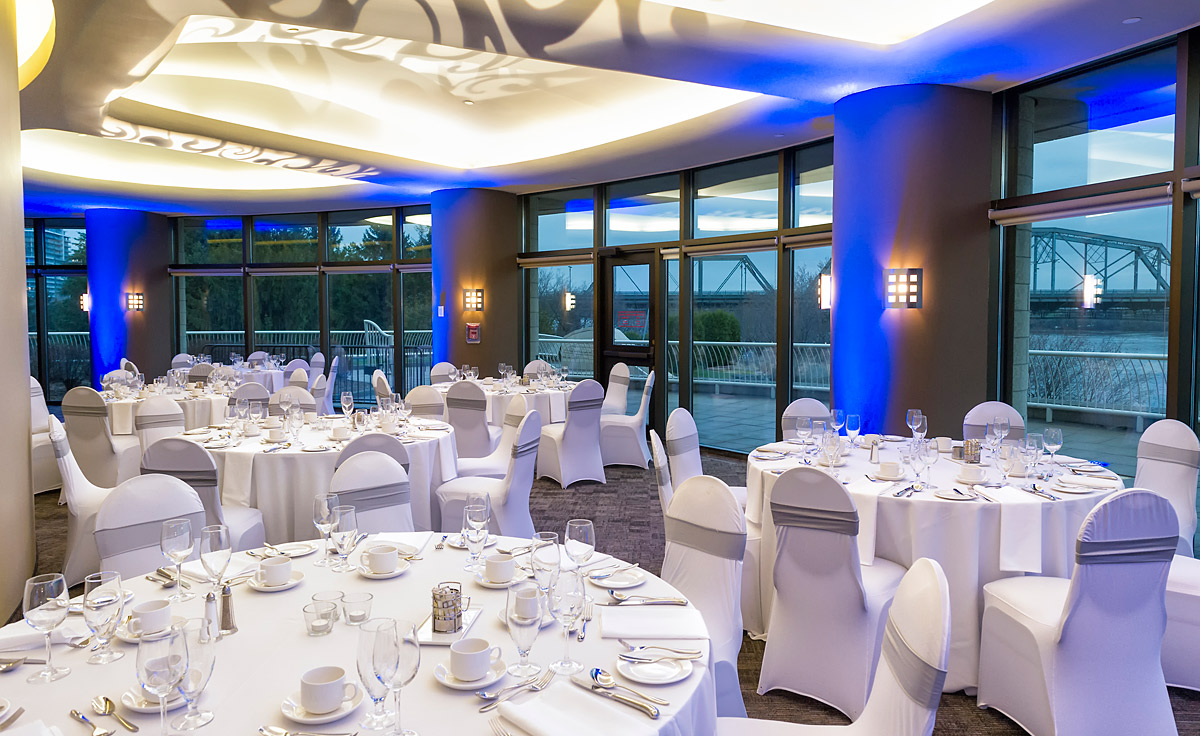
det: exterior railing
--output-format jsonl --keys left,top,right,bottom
{"left": 1027, "top": 349, "right": 1167, "bottom": 418}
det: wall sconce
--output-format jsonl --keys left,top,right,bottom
{"left": 885, "top": 268, "right": 922, "bottom": 309}
{"left": 462, "top": 288, "right": 484, "bottom": 312}
{"left": 79, "top": 293, "right": 91, "bottom": 312}
{"left": 125, "top": 292, "right": 144, "bottom": 311}
{"left": 1082, "top": 274, "right": 1102, "bottom": 309}
{"left": 818, "top": 274, "right": 832, "bottom": 310}
{"left": 564, "top": 291, "right": 576, "bottom": 311}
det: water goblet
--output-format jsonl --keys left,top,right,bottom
{"left": 794, "top": 416, "right": 812, "bottom": 444}
{"left": 23, "top": 573, "right": 70, "bottom": 684}
{"left": 547, "top": 569, "right": 585, "bottom": 675}
{"left": 909, "top": 440, "right": 928, "bottom": 489}
{"left": 463, "top": 505, "right": 489, "bottom": 572}
{"left": 332, "top": 506, "right": 359, "bottom": 573}
{"left": 136, "top": 626, "right": 187, "bottom": 736}
{"left": 1043, "top": 427, "right": 1064, "bottom": 475}
{"left": 531, "top": 531, "right": 560, "bottom": 594}
{"left": 313, "top": 493, "right": 339, "bottom": 568}
{"left": 995, "top": 415, "right": 1010, "bottom": 443}
{"left": 82, "top": 571, "right": 124, "bottom": 664}
{"left": 382, "top": 619, "right": 421, "bottom": 736}
{"left": 249, "top": 400, "right": 264, "bottom": 424}
{"left": 172, "top": 618, "right": 216, "bottom": 732}
{"left": 235, "top": 398, "right": 249, "bottom": 422}
{"left": 160, "top": 518, "right": 195, "bottom": 603}
{"left": 906, "top": 409, "right": 921, "bottom": 437}
{"left": 341, "top": 391, "right": 355, "bottom": 422}
{"left": 831, "top": 409, "right": 846, "bottom": 435}
{"left": 357, "top": 618, "right": 397, "bottom": 731}
{"left": 505, "top": 581, "right": 544, "bottom": 677}
{"left": 199, "top": 524, "right": 231, "bottom": 595}
{"left": 564, "top": 519, "right": 595, "bottom": 567}
{"left": 846, "top": 414, "right": 861, "bottom": 446}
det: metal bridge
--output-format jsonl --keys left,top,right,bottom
{"left": 1030, "top": 227, "right": 1169, "bottom": 309}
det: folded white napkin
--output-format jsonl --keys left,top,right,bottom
{"left": 5, "top": 720, "right": 65, "bottom": 736}
{"left": 0, "top": 619, "right": 90, "bottom": 652}
{"left": 180, "top": 559, "right": 256, "bottom": 583}
{"left": 1054, "top": 474, "right": 1122, "bottom": 490}
{"left": 988, "top": 485, "right": 1045, "bottom": 574}
{"left": 754, "top": 443, "right": 796, "bottom": 455}
{"left": 373, "top": 531, "right": 435, "bottom": 554}
{"left": 845, "top": 477, "right": 888, "bottom": 565}
{"left": 499, "top": 681, "right": 655, "bottom": 736}
{"left": 600, "top": 604, "right": 707, "bottom": 640}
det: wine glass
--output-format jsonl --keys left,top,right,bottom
{"left": 794, "top": 416, "right": 812, "bottom": 444}
{"left": 906, "top": 409, "right": 921, "bottom": 437}
{"left": 1043, "top": 427, "right": 1064, "bottom": 475}
{"left": 248, "top": 400, "right": 264, "bottom": 424}
{"left": 921, "top": 439, "right": 939, "bottom": 488}
{"left": 172, "top": 618, "right": 216, "bottom": 732}
{"left": 82, "top": 571, "right": 125, "bottom": 664}
{"left": 313, "top": 493, "right": 339, "bottom": 568}
{"left": 199, "top": 524, "right": 231, "bottom": 595}
{"left": 831, "top": 409, "right": 846, "bottom": 436}
{"left": 137, "top": 626, "right": 188, "bottom": 736}
{"left": 547, "top": 569, "right": 585, "bottom": 675}
{"left": 846, "top": 414, "right": 861, "bottom": 447}
{"left": 909, "top": 440, "right": 927, "bottom": 489}
{"left": 1027, "top": 433, "right": 1045, "bottom": 476}
{"left": 1024, "top": 437, "right": 1044, "bottom": 482}
{"left": 383, "top": 619, "right": 421, "bottom": 736}
{"left": 984, "top": 420, "right": 1001, "bottom": 460}
{"left": 995, "top": 416, "right": 1010, "bottom": 443}
{"left": 288, "top": 405, "right": 304, "bottom": 440}
{"left": 912, "top": 414, "right": 928, "bottom": 442}
{"left": 235, "top": 398, "right": 249, "bottom": 422}
{"left": 462, "top": 505, "right": 489, "bottom": 572}
{"left": 23, "top": 573, "right": 70, "bottom": 684}
{"left": 332, "top": 505, "right": 359, "bottom": 573}
{"left": 564, "top": 519, "right": 595, "bottom": 567}
{"left": 531, "top": 531, "right": 560, "bottom": 594}
{"left": 357, "top": 618, "right": 398, "bottom": 731}
{"left": 505, "top": 581, "right": 544, "bottom": 677}
{"left": 160, "top": 518, "right": 195, "bottom": 603}
{"left": 341, "top": 391, "right": 355, "bottom": 421}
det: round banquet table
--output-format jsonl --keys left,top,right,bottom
{"left": 0, "top": 533, "right": 716, "bottom": 736}
{"left": 745, "top": 439, "right": 1122, "bottom": 692}
{"left": 434, "top": 381, "right": 570, "bottom": 425}
{"left": 234, "top": 367, "right": 286, "bottom": 393}
{"left": 182, "top": 420, "right": 458, "bottom": 542}
{"left": 105, "top": 392, "right": 230, "bottom": 435}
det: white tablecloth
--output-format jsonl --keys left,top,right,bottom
{"left": 106, "top": 393, "right": 230, "bottom": 435}
{"left": 435, "top": 382, "right": 568, "bottom": 425}
{"left": 0, "top": 533, "right": 716, "bottom": 736}
{"left": 746, "top": 441, "right": 1118, "bottom": 691}
{"left": 235, "top": 368, "right": 285, "bottom": 393}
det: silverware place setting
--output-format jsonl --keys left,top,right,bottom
{"left": 258, "top": 727, "right": 359, "bottom": 736}
{"left": 91, "top": 696, "right": 138, "bottom": 732}
{"left": 0, "top": 707, "right": 25, "bottom": 731}
{"left": 569, "top": 674, "right": 660, "bottom": 719}
{"left": 479, "top": 670, "right": 554, "bottom": 712}
{"left": 602, "top": 591, "right": 689, "bottom": 606}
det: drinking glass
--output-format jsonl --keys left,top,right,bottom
{"left": 531, "top": 531, "right": 560, "bottom": 594}
{"left": 313, "top": 493, "right": 339, "bottom": 568}
{"left": 564, "top": 519, "right": 595, "bottom": 567}
{"left": 909, "top": 440, "right": 927, "bottom": 489}
{"left": 560, "top": 365, "right": 569, "bottom": 383}
{"left": 1043, "top": 427, "right": 1064, "bottom": 474}
{"left": 248, "top": 401, "right": 264, "bottom": 424}
{"left": 279, "top": 394, "right": 295, "bottom": 419}
{"left": 1026, "top": 433, "right": 1045, "bottom": 475}
{"left": 160, "top": 518, "right": 195, "bottom": 603}
{"left": 383, "top": 619, "right": 421, "bottom": 736}
{"left": 1023, "top": 438, "right": 1043, "bottom": 483}
{"left": 846, "top": 414, "right": 861, "bottom": 446}
{"left": 199, "top": 524, "right": 231, "bottom": 595}
{"left": 332, "top": 505, "right": 359, "bottom": 572}
{"left": 921, "top": 440, "right": 939, "bottom": 488}
{"left": 288, "top": 405, "right": 304, "bottom": 440}
{"left": 172, "top": 618, "right": 216, "bottom": 731}
{"left": 358, "top": 618, "right": 397, "bottom": 730}
{"left": 463, "top": 505, "right": 489, "bottom": 572}
{"left": 794, "top": 416, "right": 812, "bottom": 444}
{"left": 82, "top": 571, "right": 125, "bottom": 664}
{"left": 505, "top": 581, "right": 544, "bottom": 677}
{"left": 341, "top": 391, "right": 355, "bottom": 421}
{"left": 547, "top": 569, "right": 585, "bottom": 675}
{"left": 912, "top": 414, "right": 928, "bottom": 442}
{"left": 984, "top": 420, "right": 1001, "bottom": 460}
{"left": 831, "top": 409, "right": 846, "bottom": 435}
{"left": 235, "top": 398, "right": 249, "bottom": 421}
{"left": 995, "top": 416, "right": 1010, "bottom": 443}
{"left": 136, "top": 626, "right": 188, "bottom": 736}
{"left": 23, "top": 573, "right": 70, "bottom": 683}
{"left": 906, "top": 409, "right": 921, "bottom": 437}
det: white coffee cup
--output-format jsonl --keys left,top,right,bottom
{"left": 128, "top": 600, "right": 172, "bottom": 636}
{"left": 300, "top": 666, "right": 359, "bottom": 715}
{"left": 304, "top": 411, "right": 318, "bottom": 425}
{"left": 935, "top": 436, "right": 953, "bottom": 453}
{"left": 484, "top": 553, "right": 515, "bottom": 584}
{"left": 879, "top": 461, "right": 901, "bottom": 478}
{"left": 381, "top": 420, "right": 398, "bottom": 434}
{"left": 960, "top": 464, "right": 986, "bottom": 482}
{"left": 263, "top": 418, "right": 282, "bottom": 429}
{"left": 268, "top": 428, "right": 286, "bottom": 442}
{"left": 256, "top": 556, "right": 292, "bottom": 587}
{"left": 331, "top": 426, "right": 350, "bottom": 441}
{"left": 449, "top": 638, "right": 502, "bottom": 682}
{"left": 366, "top": 544, "right": 399, "bottom": 574}
{"left": 243, "top": 423, "right": 261, "bottom": 437}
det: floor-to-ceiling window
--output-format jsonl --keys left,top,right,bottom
{"left": 525, "top": 264, "right": 595, "bottom": 378}
{"left": 790, "top": 244, "right": 832, "bottom": 408}
{"left": 176, "top": 274, "right": 244, "bottom": 362}
{"left": 400, "top": 270, "right": 433, "bottom": 388}
{"left": 693, "top": 156, "right": 778, "bottom": 238}
{"left": 26, "top": 219, "right": 90, "bottom": 402}
{"left": 607, "top": 175, "right": 680, "bottom": 247}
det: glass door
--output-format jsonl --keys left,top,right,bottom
{"left": 596, "top": 251, "right": 659, "bottom": 421}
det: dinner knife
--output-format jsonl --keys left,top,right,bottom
{"left": 569, "top": 675, "right": 660, "bottom": 718}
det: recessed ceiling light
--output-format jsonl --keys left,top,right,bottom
{"left": 1122, "top": 16, "right": 1142, "bottom": 24}
{"left": 774, "top": 133, "right": 785, "bottom": 138}
{"left": 284, "top": 26, "right": 301, "bottom": 32}
{"left": 463, "top": 100, "right": 474, "bottom": 106}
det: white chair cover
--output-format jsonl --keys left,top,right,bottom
{"left": 140, "top": 438, "right": 265, "bottom": 552}
{"left": 781, "top": 398, "right": 831, "bottom": 439}
{"left": 322, "top": 356, "right": 340, "bottom": 415}
{"left": 336, "top": 432, "right": 410, "bottom": 471}
{"left": 661, "top": 475, "right": 747, "bottom": 717}
{"left": 437, "top": 410, "right": 542, "bottom": 537}
{"left": 372, "top": 369, "right": 392, "bottom": 404}
{"left": 759, "top": 467, "right": 907, "bottom": 720}
{"left": 406, "top": 385, "right": 446, "bottom": 419}
{"left": 601, "top": 362, "right": 630, "bottom": 416}
{"left": 978, "top": 489, "right": 1178, "bottom": 736}
{"left": 30, "top": 377, "right": 61, "bottom": 494}
{"left": 600, "top": 370, "right": 654, "bottom": 468}
{"left": 537, "top": 379, "right": 605, "bottom": 488}
{"left": 247, "top": 350, "right": 268, "bottom": 366}
{"left": 49, "top": 417, "right": 111, "bottom": 586}
{"left": 446, "top": 380, "right": 502, "bottom": 458}
{"left": 171, "top": 353, "right": 192, "bottom": 369}
{"left": 329, "top": 451, "right": 415, "bottom": 534}
{"left": 308, "top": 352, "right": 326, "bottom": 390}
{"left": 311, "top": 374, "right": 328, "bottom": 410}
{"left": 120, "top": 358, "right": 139, "bottom": 374}
{"left": 430, "top": 361, "right": 456, "bottom": 384}
{"left": 523, "top": 359, "right": 551, "bottom": 378}
{"left": 665, "top": 407, "right": 748, "bottom": 508}
{"left": 649, "top": 430, "right": 673, "bottom": 514}
{"left": 134, "top": 396, "right": 185, "bottom": 450}
{"left": 103, "top": 369, "right": 133, "bottom": 383}
{"left": 283, "top": 358, "right": 310, "bottom": 382}
{"left": 231, "top": 381, "right": 270, "bottom": 412}
{"left": 458, "top": 395, "right": 527, "bottom": 479}
{"left": 212, "top": 365, "right": 237, "bottom": 382}
{"left": 962, "top": 401, "right": 1026, "bottom": 441}
{"left": 61, "top": 385, "right": 141, "bottom": 487}
{"left": 268, "top": 386, "right": 317, "bottom": 416}
{"left": 288, "top": 368, "right": 309, "bottom": 389}
{"left": 94, "top": 474, "right": 205, "bottom": 579}
{"left": 1164, "top": 554, "right": 1200, "bottom": 691}
{"left": 1135, "top": 419, "right": 1199, "bottom": 557}
{"left": 187, "top": 363, "right": 215, "bottom": 383}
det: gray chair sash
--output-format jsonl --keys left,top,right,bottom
{"left": 432, "top": 375, "right": 453, "bottom": 384}
{"left": 62, "top": 404, "right": 108, "bottom": 418}
{"left": 447, "top": 397, "right": 487, "bottom": 411}
{"left": 1139, "top": 441, "right": 1200, "bottom": 470}
{"left": 51, "top": 434, "right": 70, "bottom": 459}
{"left": 782, "top": 414, "right": 829, "bottom": 430}
{"left": 1075, "top": 535, "right": 1177, "bottom": 565}
{"left": 665, "top": 432, "right": 700, "bottom": 456}
{"left": 337, "top": 482, "right": 411, "bottom": 513}
{"left": 654, "top": 463, "right": 671, "bottom": 489}
{"left": 881, "top": 616, "right": 946, "bottom": 710}
{"left": 568, "top": 398, "right": 604, "bottom": 412}
{"left": 512, "top": 438, "right": 539, "bottom": 459}
{"left": 963, "top": 422, "right": 1026, "bottom": 440}
{"left": 503, "top": 413, "right": 523, "bottom": 428}
{"left": 664, "top": 516, "right": 745, "bottom": 561}
{"left": 141, "top": 466, "right": 218, "bottom": 487}
{"left": 412, "top": 402, "right": 444, "bottom": 416}
{"left": 31, "top": 385, "right": 43, "bottom": 398}
{"left": 312, "top": 387, "right": 326, "bottom": 400}
{"left": 609, "top": 375, "right": 630, "bottom": 386}
{"left": 135, "top": 415, "right": 184, "bottom": 430}
{"left": 94, "top": 512, "right": 204, "bottom": 559}
{"left": 771, "top": 502, "right": 859, "bottom": 536}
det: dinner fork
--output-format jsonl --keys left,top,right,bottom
{"left": 479, "top": 670, "right": 553, "bottom": 712}
{"left": 0, "top": 707, "right": 25, "bottom": 731}
{"left": 577, "top": 601, "right": 594, "bottom": 642}
{"left": 617, "top": 640, "right": 702, "bottom": 656}
{"left": 488, "top": 718, "right": 514, "bottom": 736}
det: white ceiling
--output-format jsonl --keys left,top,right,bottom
{"left": 17, "top": 0, "right": 1200, "bottom": 216}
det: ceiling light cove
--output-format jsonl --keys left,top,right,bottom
{"left": 647, "top": 0, "right": 996, "bottom": 45}
{"left": 15, "top": 0, "right": 55, "bottom": 89}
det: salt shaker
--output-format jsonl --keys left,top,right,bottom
{"left": 219, "top": 583, "right": 237, "bottom": 638}
{"left": 203, "top": 592, "right": 219, "bottom": 640}
{"left": 868, "top": 438, "right": 880, "bottom": 464}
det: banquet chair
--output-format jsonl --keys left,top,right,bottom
{"left": 666, "top": 407, "right": 748, "bottom": 508}
{"left": 322, "top": 356, "right": 341, "bottom": 414}
{"left": 446, "top": 380, "right": 502, "bottom": 458}
{"left": 601, "top": 362, "right": 631, "bottom": 416}
{"left": 187, "top": 363, "right": 215, "bottom": 383}
{"left": 759, "top": 466, "right": 907, "bottom": 720}
{"left": 283, "top": 358, "right": 309, "bottom": 382}
{"left": 1135, "top": 419, "right": 1199, "bottom": 557}
{"left": 661, "top": 475, "right": 747, "bottom": 717}
{"left": 437, "top": 410, "right": 541, "bottom": 537}
{"left": 600, "top": 370, "right": 655, "bottom": 468}
{"left": 288, "top": 368, "right": 309, "bottom": 389}
{"left": 30, "top": 377, "right": 61, "bottom": 494}
{"left": 61, "top": 385, "right": 141, "bottom": 487}
{"left": 523, "top": 359, "right": 551, "bottom": 378}
{"left": 406, "top": 385, "right": 446, "bottom": 419}
{"left": 212, "top": 365, "right": 238, "bottom": 382}
{"left": 134, "top": 396, "right": 185, "bottom": 450}
{"left": 337, "top": 432, "right": 410, "bottom": 471}
{"left": 457, "top": 395, "right": 527, "bottom": 479}
{"left": 781, "top": 398, "right": 831, "bottom": 439}
{"left": 268, "top": 386, "right": 317, "bottom": 415}
{"left": 311, "top": 374, "right": 328, "bottom": 412}
{"left": 231, "top": 381, "right": 270, "bottom": 412}
{"left": 537, "top": 379, "right": 606, "bottom": 488}
{"left": 48, "top": 417, "right": 111, "bottom": 586}
{"left": 140, "top": 438, "right": 266, "bottom": 552}
{"left": 431, "top": 361, "right": 456, "bottom": 384}
{"left": 962, "top": 401, "right": 1025, "bottom": 441}
{"left": 372, "top": 369, "right": 393, "bottom": 405}
{"left": 94, "top": 474, "right": 205, "bottom": 579}
{"left": 649, "top": 430, "right": 674, "bottom": 513}
{"left": 329, "top": 451, "right": 415, "bottom": 534}
{"left": 171, "top": 353, "right": 192, "bottom": 369}
{"left": 308, "top": 352, "right": 326, "bottom": 387}
{"left": 247, "top": 350, "right": 268, "bottom": 367}
{"left": 121, "top": 358, "right": 139, "bottom": 375}
{"left": 103, "top": 368, "right": 133, "bottom": 383}
{"left": 978, "top": 489, "right": 1178, "bottom": 736}
{"left": 718, "top": 558, "right": 952, "bottom": 736}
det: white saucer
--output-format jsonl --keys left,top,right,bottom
{"left": 816, "top": 458, "right": 847, "bottom": 467}
{"left": 446, "top": 534, "right": 498, "bottom": 550}
{"left": 1065, "top": 463, "right": 1108, "bottom": 473}
{"left": 182, "top": 428, "right": 210, "bottom": 436}
{"left": 473, "top": 569, "right": 529, "bottom": 589}
{"left": 116, "top": 615, "right": 188, "bottom": 644}
{"left": 751, "top": 451, "right": 786, "bottom": 461}
{"left": 262, "top": 436, "right": 289, "bottom": 444}
{"left": 433, "top": 660, "right": 506, "bottom": 690}
{"left": 122, "top": 688, "right": 186, "bottom": 714}
{"left": 281, "top": 689, "right": 363, "bottom": 725}
{"left": 1050, "top": 483, "right": 1104, "bottom": 495}
{"left": 587, "top": 568, "right": 646, "bottom": 589}
{"left": 302, "top": 445, "right": 334, "bottom": 452}
{"left": 247, "top": 570, "right": 305, "bottom": 592}
{"left": 69, "top": 587, "right": 134, "bottom": 614}
{"left": 497, "top": 608, "right": 554, "bottom": 629}
{"left": 356, "top": 559, "right": 411, "bottom": 580}
{"left": 934, "top": 489, "right": 978, "bottom": 501}
{"left": 267, "top": 541, "right": 320, "bottom": 558}
{"left": 954, "top": 474, "right": 988, "bottom": 485}
{"left": 203, "top": 442, "right": 230, "bottom": 450}
{"left": 616, "top": 657, "right": 693, "bottom": 685}
{"left": 870, "top": 472, "right": 906, "bottom": 482}
{"left": 883, "top": 435, "right": 905, "bottom": 442}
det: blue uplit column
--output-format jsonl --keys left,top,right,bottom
{"left": 832, "top": 84, "right": 993, "bottom": 436}
{"left": 84, "top": 209, "right": 171, "bottom": 383}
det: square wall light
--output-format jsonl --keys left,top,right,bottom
{"left": 125, "top": 292, "right": 144, "bottom": 311}
{"left": 1082, "top": 274, "right": 1102, "bottom": 309}
{"left": 885, "top": 268, "right": 922, "bottom": 309}
{"left": 818, "top": 273, "right": 832, "bottom": 310}
{"left": 462, "top": 288, "right": 484, "bottom": 312}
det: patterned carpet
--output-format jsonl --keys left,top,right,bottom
{"left": 17, "top": 452, "right": 1200, "bottom": 734}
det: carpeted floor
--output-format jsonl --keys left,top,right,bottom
{"left": 16, "top": 452, "right": 1200, "bottom": 734}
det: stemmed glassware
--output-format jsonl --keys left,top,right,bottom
{"left": 332, "top": 505, "right": 359, "bottom": 573}
{"left": 381, "top": 619, "right": 421, "bottom": 736}
{"left": 920, "top": 440, "right": 939, "bottom": 488}
{"left": 136, "top": 626, "right": 188, "bottom": 736}
{"left": 279, "top": 393, "right": 295, "bottom": 420}
{"left": 172, "top": 618, "right": 216, "bottom": 732}
{"left": 547, "top": 569, "right": 585, "bottom": 675}
{"left": 909, "top": 440, "right": 928, "bottom": 489}
{"left": 463, "top": 504, "right": 490, "bottom": 573}
{"left": 199, "top": 524, "right": 231, "bottom": 595}
{"left": 906, "top": 409, "right": 922, "bottom": 439}
{"left": 995, "top": 415, "right": 1011, "bottom": 444}
{"left": 235, "top": 398, "right": 249, "bottom": 423}
{"left": 23, "top": 573, "right": 70, "bottom": 684}
{"left": 984, "top": 420, "right": 1001, "bottom": 461}
{"left": 288, "top": 405, "right": 304, "bottom": 441}
{"left": 248, "top": 400, "right": 264, "bottom": 425}
{"left": 1043, "top": 427, "right": 1064, "bottom": 475}
{"left": 160, "top": 518, "right": 195, "bottom": 603}
{"left": 1026, "top": 433, "right": 1045, "bottom": 477}
{"left": 341, "top": 392, "right": 355, "bottom": 424}
{"left": 530, "top": 531, "right": 560, "bottom": 595}
{"left": 313, "top": 493, "right": 339, "bottom": 568}
{"left": 846, "top": 414, "right": 861, "bottom": 446}
{"left": 357, "top": 618, "right": 397, "bottom": 731}
{"left": 794, "top": 417, "right": 812, "bottom": 444}
{"left": 912, "top": 414, "right": 928, "bottom": 442}
{"left": 564, "top": 519, "right": 595, "bottom": 568}
{"left": 82, "top": 571, "right": 125, "bottom": 664}
{"left": 505, "top": 580, "right": 544, "bottom": 677}
{"left": 830, "top": 409, "right": 846, "bottom": 436}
